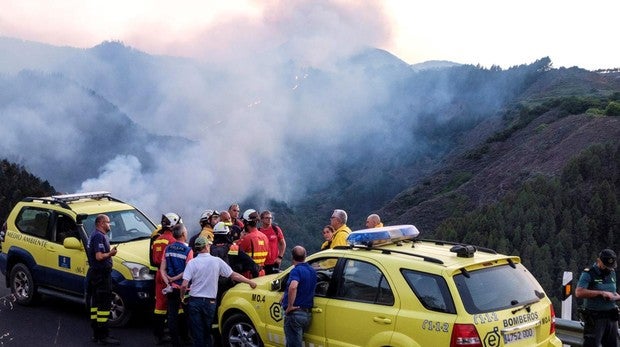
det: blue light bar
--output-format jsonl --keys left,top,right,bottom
{"left": 347, "top": 225, "right": 420, "bottom": 247}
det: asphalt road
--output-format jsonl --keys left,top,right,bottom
{"left": 0, "top": 284, "right": 154, "bottom": 346}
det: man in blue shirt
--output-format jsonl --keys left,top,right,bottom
{"left": 575, "top": 248, "right": 620, "bottom": 347}
{"left": 161, "top": 223, "right": 193, "bottom": 347}
{"left": 281, "top": 246, "right": 317, "bottom": 347}
{"left": 86, "top": 214, "right": 120, "bottom": 345}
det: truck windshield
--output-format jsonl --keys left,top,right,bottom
{"left": 83, "top": 209, "right": 155, "bottom": 243}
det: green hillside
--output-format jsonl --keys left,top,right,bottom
{"left": 0, "top": 160, "right": 56, "bottom": 220}
{"left": 435, "top": 143, "right": 619, "bottom": 311}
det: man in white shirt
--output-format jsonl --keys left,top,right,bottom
{"left": 180, "top": 236, "right": 256, "bottom": 347}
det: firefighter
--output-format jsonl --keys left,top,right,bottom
{"left": 151, "top": 212, "right": 181, "bottom": 345}
{"left": 237, "top": 209, "right": 269, "bottom": 277}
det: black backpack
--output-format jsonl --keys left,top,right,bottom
{"left": 211, "top": 243, "right": 231, "bottom": 264}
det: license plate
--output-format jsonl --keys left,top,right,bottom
{"left": 503, "top": 328, "right": 534, "bottom": 344}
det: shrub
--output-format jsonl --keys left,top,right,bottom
{"left": 605, "top": 101, "right": 620, "bottom": 117}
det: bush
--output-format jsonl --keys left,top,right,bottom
{"left": 585, "top": 108, "right": 605, "bottom": 116}
{"left": 535, "top": 123, "right": 549, "bottom": 133}
{"left": 605, "top": 101, "right": 620, "bottom": 117}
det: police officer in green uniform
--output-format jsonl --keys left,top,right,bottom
{"left": 575, "top": 249, "right": 620, "bottom": 347}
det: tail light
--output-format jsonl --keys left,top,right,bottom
{"left": 549, "top": 304, "right": 556, "bottom": 334}
{"left": 450, "top": 323, "right": 482, "bottom": 347}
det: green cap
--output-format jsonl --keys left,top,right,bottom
{"left": 195, "top": 236, "right": 211, "bottom": 248}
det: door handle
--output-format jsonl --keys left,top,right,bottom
{"left": 312, "top": 308, "right": 323, "bottom": 313}
{"left": 373, "top": 316, "right": 392, "bottom": 324}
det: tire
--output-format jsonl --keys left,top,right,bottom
{"left": 107, "top": 291, "right": 132, "bottom": 327}
{"left": 221, "top": 313, "right": 263, "bottom": 347}
{"left": 9, "top": 263, "right": 39, "bottom": 305}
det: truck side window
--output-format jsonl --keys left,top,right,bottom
{"left": 336, "top": 259, "right": 394, "bottom": 305}
{"left": 16, "top": 208, "right": 51, "bottom": 240}
{"left": 54, "top": 214, "right": 77, "bottom": 244}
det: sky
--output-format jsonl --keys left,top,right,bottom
{"left": 1, "top": 0, "right": 619, "bottom": 71}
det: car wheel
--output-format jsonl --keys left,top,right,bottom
{"left": 9, "top": 263, "right": 39, "bottom": 305}
{"left": 107, "top": 291, "right": 132, "bottom": 327}
{"left": 222, "top": 313, "right": 263, "bottom": 347}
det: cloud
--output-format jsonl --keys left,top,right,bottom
{"left": 151, "top": 0, "right": 391, "bottom": 69}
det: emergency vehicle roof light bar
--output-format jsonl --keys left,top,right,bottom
{"left": 51, "top": 191, "right": 112, "bottom": 202}
{"left": 347, "top": 225, "right": 420, "bottom": 247}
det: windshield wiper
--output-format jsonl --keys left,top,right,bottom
{"left": 128, "top": 235, "right": 151, "bottom": 241}
{"left": 510, "top": 290, "right": 545, "bottom": 314}
{"left": 510, "top": 301, "right": 533, "bottom": 315}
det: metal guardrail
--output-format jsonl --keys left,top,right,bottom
{"left": 556, "top": 318, "right": 620, "bottom": 346}
{"left": 555, "top": 318, "right": 583, "bottom": 346}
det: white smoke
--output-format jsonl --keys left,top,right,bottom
{"left": 74, "top": 1, "right": 393, "bottom": 223}
{"left": 0, "top": 0, "right": 404, "bottom": 227}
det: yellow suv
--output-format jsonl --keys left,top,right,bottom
{"left": 0, "top": 191, "right": 155, "bottom": 326}
{"left": 218, "top": 225, "right": 562, "bottom": 347}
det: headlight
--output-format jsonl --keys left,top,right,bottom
{"left": 123, "top": 262, "right": 154, "bottom": 280}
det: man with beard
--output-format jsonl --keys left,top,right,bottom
{"left": 86, "top": 214, "right": 119, "bottom": 345}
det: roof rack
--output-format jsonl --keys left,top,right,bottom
{"left": 377, "top": 247, "right": 444, "bottom": 264}
{"left": 419, "top": 239, "right": 497, "bottom": 255}
{"left": 332, "top": 244, "right": 444, "bottom": 265}
{"left": 22, "top": 191, "right": 123, "bottom": 210}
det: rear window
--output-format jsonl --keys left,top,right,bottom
{"left": 454, "top": 263, "right": 544, "bottom": 314}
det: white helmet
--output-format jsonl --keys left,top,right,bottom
{"left": 213, "top": 222, "right": 230, "bottom": 235}
{"left": 242, "top": 209, "right": 259, "bottom": 222}
{"left": 162, "top": 213, "right": 182, "bottom": 228}
{"left": 200, "top": 209, "right": 214, "bottom": 223}
{"left": 199, "top": 209, "right": 220, "bottom": 222}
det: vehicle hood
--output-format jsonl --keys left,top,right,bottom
{"left": 112, "top": 238, "right": 151, "bottom": 265}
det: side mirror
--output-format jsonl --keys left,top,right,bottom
{"left": 63, "top": 237, "right": 84, "bottom": 250}
{"left": 271, "top": 278, "right": 282, "bottom": 291}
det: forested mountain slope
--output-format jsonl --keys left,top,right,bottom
{"left": 380, "top": 69, "right": 620, "bottom": 234}
{"left": 371, "top": 69, "right": 620, "bottom": 309}
{"left": 433, "top": 143, "right": 619, "bottom": 309}
{"left": 0, "top": 160, "right": 56, "bottom": 219}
